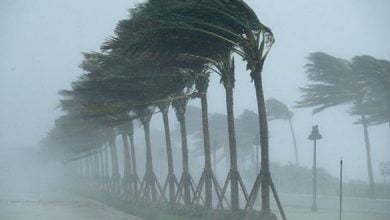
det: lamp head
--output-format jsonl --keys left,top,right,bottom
{"left": 309, "top": 125, "right": 322, "bottom": 140}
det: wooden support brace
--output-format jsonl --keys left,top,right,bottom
{"left": 211, "top": 172, "right": 230, "bottom": 208}
{"left": 270, "top": 177, "right": 286, "bottom": 220}
{"left": 217, "top": 171, "right": 232, "bottom": 209}
{"left": 245, "top": 173, "right": 263, "bottom": 210}
{"left": 238, "top": 174, "right": 249, "bottom": 203}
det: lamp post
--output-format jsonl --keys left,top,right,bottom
{"left": 309, "top": 125, "right": 322, "bottom": 212}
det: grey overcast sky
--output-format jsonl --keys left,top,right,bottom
{"left": 1, "top": 0, "right": 389, "bottom": 181}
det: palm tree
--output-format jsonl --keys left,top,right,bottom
{"left": 43, "top": 110, "right": 115, "bottom": 188}
{"left": 181, "top": 105, "right": 203, "bottom": 135}
{"left": 193, "top": 72, "right": 214, "bottom": 208}
{"left": 80, "top": 50, "right": 199, "bottom": 200}
{"left": 134, "top": 106, "right": 164, "bottom": 201}
{"left": 58, "top": 80, "right": 127, "bottom": 193}
{"left": 173, "top": 99, "right": 221, "bottom": 208}
{"left": 58, "top": 54, "right": 150, "bottom": 197}
{"left": 190, "top": 53, "right": 248, "bottom": 210}
{"left": 236, "top": 110, "right": 260, "bottom": 172}
{"left": 118, "top": 123, "right": 134, "bottom": 197}
{"left": 103, "top": 143, "right": 110, "bottom": 190}
{"left": 266, "top": 98, "right": 299, "bottom": 165}
{"left": 190, "top": 111, "right": 229, "bottom": 172}
{"left": 125, "top": 1, "right": 277, "bottom": 214}
{"left": 97, "top": 146, "right": 105, "bottom": 188}
{"left": 108, "top": 129, "right": 121, "bottom": 193}
{"left": 125, "top": 119, "right": 139, "bottom": 196}
{"left": 297, "top": 52, "right": 376, "bottom": 196}
{"left": 351, "top": 56, "right": 390, "bottom": 128}
{"left": 172, "top": 91, "right": 194, "bottom": 205}
{"left": 156, "top": 101, "right": 178, "bottom": 205}
{"left": 217, "top": 54, "right": 242, "bottom": 210}
{"left": 84, "top": 0, "right": 280, "bottom": 215}
{"left": 103, "top": 6, "right": 231, "bottom": 208}
{"left": 65, "top": 54, "right": 139, "bottom": 195}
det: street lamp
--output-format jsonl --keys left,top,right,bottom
{"left": 308, "top": 125, "right": 322, "bottom": 212}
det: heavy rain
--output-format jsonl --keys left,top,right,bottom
{"left": 1, "top": 0, "right": 389, "bottom": 220}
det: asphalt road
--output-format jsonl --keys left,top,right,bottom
{"left": 271, "top": 193, "right": 390, "bottom": 220}
{"left": 2, "top": 148, "right": 389, "bottom": 220}
{"left": 0, "top": 148, "right": 141, "bottom": 220}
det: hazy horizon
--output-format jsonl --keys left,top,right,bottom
{"left": 1, "top": 0, "right": 389, "bottom": 183}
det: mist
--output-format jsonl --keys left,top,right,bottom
{"left": 1, "top": 0, "right": 389, "bottom": 220}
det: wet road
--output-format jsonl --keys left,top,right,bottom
{"left": 0, "top": 190, "right": 141, "bottom": 220}
{"left": 276, "top": 193, "right": 390, "bottom": 220}
{"left": 0, "top": 148, "right": 140, "bottom": 220}
{"left": 2, "top": 148, "right": 389, "bottom": 220}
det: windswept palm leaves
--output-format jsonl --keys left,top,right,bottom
{"left": 297, "top": 52, "right": 376, "bottom": 194}
{"left": 297, "top": 52, "right": 390, "bottom": 197}
{"left": 351, "top": 56, "right": 390, "bottom": 127}
{"left": 40, "top": 1, "right": 284, "bottom": 218}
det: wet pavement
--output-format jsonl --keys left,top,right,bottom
{"left": 0, "top": 190, "right": 141, "bottom": 220}
{"left": 0, "top": 148, "right": 141, "bottom": 220}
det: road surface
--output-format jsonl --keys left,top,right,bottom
{"left": 0, "top": 148, "right": 141, "bottom": 220}
{"left": 2, "top": 148, "right": 389, "bottom": 220}
{"left": 271, "top": 193, "right": 390, "bottom": 220}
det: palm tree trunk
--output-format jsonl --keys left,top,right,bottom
{"left": 104, "top": 143, "right": 109, "bottom": 190}
{"left": 90, "top": 150, "right": 96, "bottom": 178}
{"left": 288, "top": 118, "right": 299, "bottom": 166}
{"left": 161, "top": 110, "right": 175, "bottom": 204}
{"left": 225, "top": 86, "right": 239, "bottom": 210}
{"left": 128, "top": 124, "right": 138, "bottom": 195}
{"left": 121, "top": 133, "right": 132, "bottom": 194}
{"left": 85, "top": 155, "right": 90, "bottom": 178}
{"left": 361, "top": 114, "right": 375, "bottom": 197}
{"left": 110, "top": 138, "right": 120, "bottom": 193}
{"left": 110, "top": 140, "right": 120, "bottom": 177}
{"left": 98, "top": 147, "right": 104, "bottom": 185}
{"left": 84, "top": 157, "right": 89, "bottom": 178}
{"left": 178, "top": 112, "right": 191, "bottom": 205}
{"left": 196, "top": 73, "right": 213, "bottom": 208}
{"left": 143, "top": 120, "right": 153, "bottom": 172}
{"left": 94, "top": 150, "right": 100, "bottom": 180}
{"left": 88, "top": 153, "right": 93, "bottom": 179}
{"left": 92, "top": 153, "right": 97, "bottom": 180}
{"left": 143, "top": 118, "right": 157, "bottom": 200}
{"left": 253, "top": 70, "right": 271, "bottom": 213}
{"left": 200, "top": 92, "right": 213, "bottom": 208}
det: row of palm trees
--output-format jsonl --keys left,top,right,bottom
{"left": 187, "top": 101, "right": 298, "bottom": 174}
{"left": 41, "top": 0, "right": 284, "bottom": 219}
{"left": 297, "top": 52, "right": 390, "bottom": 197}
